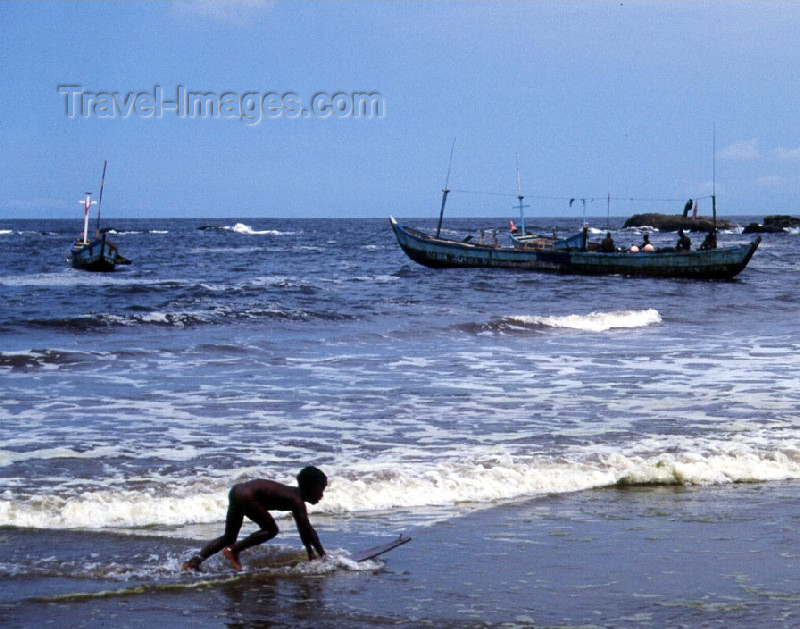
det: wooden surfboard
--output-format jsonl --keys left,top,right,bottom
{"left": 183, "top": 535, "right": 412, "bottom": 573}
{"left": 349, "top": 534, "right": 411, "bottom": 562}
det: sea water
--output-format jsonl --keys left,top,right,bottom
{"left": 1, "top": 216, "right": 798, "bottom": 626}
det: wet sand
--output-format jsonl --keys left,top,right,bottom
{"left": 4, "top": 481, "right": 800, "bottom": 628}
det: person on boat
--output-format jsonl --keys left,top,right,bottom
{"left": 182, "top": 466, "right": 327, "bottom": 571}
{"left": 600, "top": 232, "right": 616, "bottom": 252}
{"left": 699, "top": 229, "right": 717, "bottom": 251}
{"left": 639, "top": 233, "right": 655, "bottom": 252}
{"left": 675, "top": 229, "right": 692, "bottom": 252}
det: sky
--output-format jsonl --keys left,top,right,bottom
{"left": 1, "top": 1, "right": 799, "bottom": 219}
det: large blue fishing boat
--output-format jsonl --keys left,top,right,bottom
{"left": 390, "top": 216, "right": 760, "bottom": 280}
{"left": 391, "top": 143, "right": 760, "bottom": 280}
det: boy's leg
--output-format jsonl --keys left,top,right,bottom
{"left": 223, "top": 505, "right": 279, "bottom": 570}
{"left": 182, "top": 495, "right": 245, "bottom": 570}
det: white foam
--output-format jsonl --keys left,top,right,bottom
{"left": 624, "top": 225, "right": 660, "bottom": 234}
{"left": 721, "top": 225, "right": 745, "bottom": 234}
{"left": 0, "top": 445, "right": 122, "bottom": 467}
{"left": 0, "top": 488, "right": 229, "bottom": 529}
{"left": 351, "top": 275, "right": 399, "bottom": 283}
{"left": 6, "top": 436, "right": 800, "bottom": 530}
{"left": 226, "top": 223, "right": 298, "bottom": 236}
{"left": 328, "top": 440, "right": 800, "bottom": 509}
{"left": 510, "top": 309, "right": 661, "bottom": 332}
{"left": 0, "top": 274, "right": 185, "bottom": 287}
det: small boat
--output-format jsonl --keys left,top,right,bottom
{"left": 69, "top": 161, "right": 131, "bottom": 272}
{"left": 391, "top": 217, "right": 760, "bottom": 279}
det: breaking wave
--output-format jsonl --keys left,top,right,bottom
{"left": 507, "top": 309, "right": 662, "bottom": 331}
{"left": 2, "top": 437, "right": 800, "bottom": 530}
{"left": 19, "top": 306, "right": 357, "bottom": 332}
{"left": 464, "top": 309, "right": 662, "bottom": 335}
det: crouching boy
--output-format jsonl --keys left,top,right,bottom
{"left": 182, "top": 466, "right": 327, "bottom": 571}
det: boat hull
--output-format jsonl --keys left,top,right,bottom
{"left": 390, "top": 217, "right": 760, "bottom": 280}
{"left": 70, "top": 234, "right": 120, "bottom": 272}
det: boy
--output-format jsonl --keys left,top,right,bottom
{"left": 182, "top": 466, "right": 327, "bottom": 571}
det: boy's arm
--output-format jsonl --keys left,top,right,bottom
{"left": 293, "top": 503, "right": 325, "bottom": 560}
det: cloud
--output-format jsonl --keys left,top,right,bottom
{"left": 773, "top": 146, "right": 800, "bottom": 161}
{"left": 717, "top": 139, "right": 760, "bottom": 161}
{"left": 170, "top": 1, "right": 275, "bottom": 27}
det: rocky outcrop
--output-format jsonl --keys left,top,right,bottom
{"left": 622, "top": 213, "right": 734, "bottom": 233}
{"left": 742, "top": 215, "right": 800, "bottom": 234}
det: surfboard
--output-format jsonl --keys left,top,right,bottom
{"left": 182, "top": 535, "right": 411, "bottom": 573}
{"left": 349, "top": 534, "right": 411, "bottom": 562}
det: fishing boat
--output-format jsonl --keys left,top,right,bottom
{"left": 390, "top": 217, "right": 760, "bottom": 279}
{"left": 390, "top": 146, "right": 760, "bottom": 280}
{"left": 69, "top": 161, "right": 131, "bottom": 271}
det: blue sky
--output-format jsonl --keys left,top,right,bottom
{"left": 1, "top": 1, "right": 798, "bottom": 219}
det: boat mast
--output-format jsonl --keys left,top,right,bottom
{"left": 712, "top": 125, "right": 717, "bottom": 230}
{"left": 81, "top": 193, "right": 93, "bottom": 243}
{"left": 95, "top": 160, "right": 107, "bottom": 237}
{"left": 581, "top": 198, "right": 588, "bottom": 251}
{"left": 515, "top": 154, "right": 529, "bottom": 236}
{"left": 436, "top": 138, "right": 456, "bottom": 239}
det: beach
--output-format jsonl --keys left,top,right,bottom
{"left": 4, "top": 481, "right": 800, "bottom": 628}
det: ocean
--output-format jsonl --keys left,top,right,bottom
{"left": 1, "top": 215, "right": 799, "bottom": 627}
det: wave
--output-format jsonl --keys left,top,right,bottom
{"left": 22, "top": 306, "right": 356, "bottom": 331}
{"left": 507, "top": 309, "right": 661, "bottom": 332}
{"left": 0, "top": 229, "right": 58, "bottom": 236}
{"left": 720, "top": 226, "right": 745, "bottom": 235}
{"left": 623, "top": 225, "right": 660, "bottom": 234}
{"left": 325, "top": 446, "right": 800, "bottom": 513}
{"left": 21, "top": 311, "right": 215, "bottom": 330}
{"left": 229, "top": 223, "right": 278, "bottom": 236}
{"left": 0, "top": 349, "right": 110, "bottom": 371}
{"left": 463, "top": 309, "right": 662, "bottom": 335}
{"left": 106, "top": 229, "right": 168, "bottom": 235}
{"left": 0, "top": 273, "right": 180, "bottom": 288}
{"left": 3, "top": 438, "right": 800, "bottom": 530}
{"left": 197, "top": 223, "right": 299, "bottom": 236}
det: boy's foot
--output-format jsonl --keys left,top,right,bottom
{"left": 223, "top": 546, "right": 242, "bottom": 571}
{"left": 182, "top": 556, "right": 202, "bottom": 571}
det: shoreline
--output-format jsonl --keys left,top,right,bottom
{"left": 4, "top": 481, "right": 800, "bottom": 627}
